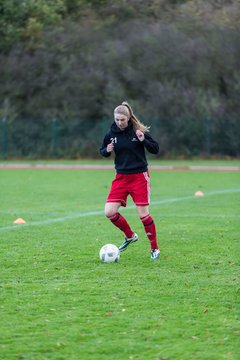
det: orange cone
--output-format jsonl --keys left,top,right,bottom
{"left": 13, "top": 218, "right": 26, "bottom": 224}
{"left": 195, "top": 191, "right": 204, "bottom": 197}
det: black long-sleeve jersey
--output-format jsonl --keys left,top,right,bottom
{"left": 99, "top": 122, "right": 159, "bottom": 174}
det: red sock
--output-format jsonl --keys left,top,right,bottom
{"left": 108, "top": 213, "right": 134, "bottom": 238}
{"left": 141, "top": 214, "right": 159, "bottom": 250}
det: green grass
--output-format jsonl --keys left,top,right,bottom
{"left": 0, "top": 162, "right": 239, "bottom": 360}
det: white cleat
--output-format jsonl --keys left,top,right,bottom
{"left": 151, "top": 249, "right": 160, "bottom": 260}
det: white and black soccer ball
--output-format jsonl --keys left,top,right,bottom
{"left": 99, "top": 244, "right": 120, "bottom": 263}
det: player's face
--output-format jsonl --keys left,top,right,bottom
{"left": 114, "top": 113, "right": 129, "bottom": 130}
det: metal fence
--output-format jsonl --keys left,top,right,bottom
{"left": 1, "top": 117, "right": 239, "bottom": 159}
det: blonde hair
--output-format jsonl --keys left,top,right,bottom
{"left": 114, "top": 101, "right": 150, "bottom": 133}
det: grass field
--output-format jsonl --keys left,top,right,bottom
{"left": 0, "top": 161, "right": 239, "bottom": 360}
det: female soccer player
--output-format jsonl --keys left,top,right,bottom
{"left": 100, "top": 101, "right": 160, "bottom": 260}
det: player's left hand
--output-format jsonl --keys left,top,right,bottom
{"left": 136, "top": 129, "right": 145, "bottom": 142}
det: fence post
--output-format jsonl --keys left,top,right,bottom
{"left": 205, "top": 117, "right": 212, "bottom": 155}
{"left": 1, "top": 117, "right": 7, "bottom": 159}
{"left": 51, "top": 117, "right": 57, "bottom": 158}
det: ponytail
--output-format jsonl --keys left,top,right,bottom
{"left": 114, "top": 101, "right": 150, "bottom": 133}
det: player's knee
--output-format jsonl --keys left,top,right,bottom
{"left": 136, "top": 205, "right": 150, "bottom": 219}
{"left": 104, "top": 207, "right": 116, "bottom": 218}
{"left": 105, "top": 202, "right": 121, "bottom": 218}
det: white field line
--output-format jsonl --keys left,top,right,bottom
{"left": 0, "top": 188, "right": 239, "bottom": 232}
{"left": 122, "top": 213, "right": 240, "bottom": 218}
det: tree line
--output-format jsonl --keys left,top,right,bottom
{"left": 0, "top": 0, "right": 240, "bottom": 158}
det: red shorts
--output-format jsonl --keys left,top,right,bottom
{"left": 106, "top": 172, "right": 151, "bottom": 207}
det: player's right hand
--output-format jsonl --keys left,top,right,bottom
{"left": 107, "top": 143, "right": 114, "bottom": 153}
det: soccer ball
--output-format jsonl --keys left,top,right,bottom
{"left": 99, "top": 244, "right": 120, "bottom": 263}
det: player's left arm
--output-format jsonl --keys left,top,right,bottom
{"left": 136, "top": 130, "right": 159, "bottom": 154}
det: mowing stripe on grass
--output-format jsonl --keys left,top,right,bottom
{"left": 0, "top": 188, "right": 239, "bottom": 232}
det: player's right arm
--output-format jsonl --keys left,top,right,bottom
{"left": 99, "top": 133, "right": 113, "bottom": 157}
